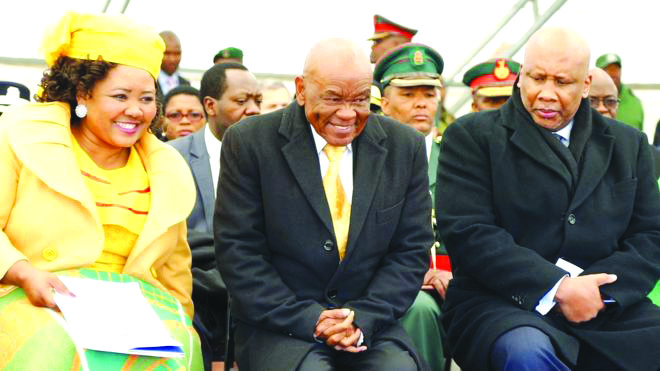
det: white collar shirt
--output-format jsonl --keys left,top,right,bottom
{"left": 158, "top": 70, "right": 181, "bottom": 96}
{"left": 204, "top": 124, "right": 222, "bottom": 193}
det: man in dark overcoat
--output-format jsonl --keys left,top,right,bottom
{"left": 437, "top": 27, "right": 660, "bottom": 370}
{"left": 214, "top": 38, "right": 433, "bottom": 370}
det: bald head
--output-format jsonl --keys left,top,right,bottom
{"left": 590, "top": 68, "right": 618, "bottom": 97}
{"left": 589, "top": 67, "right": 619, "bottom": 118}
{"left": 303, "top": 38, "right": 372, "bottom": 79}
{"left": 159, "top": 30, "right": 179, "bottom": 42}
{"left": 518, "top": 27, "right": 592, "bottom": 130}
{"left": 524, "top": 28, "right": 591, "bottom": 76}
{"left": 160, "top": 31, "right": 182, "bottom": 75}
{"left": 295, "top": 38, "right": 372, "bottom": 146}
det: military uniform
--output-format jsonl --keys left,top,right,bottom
{"left": 369, "top": 14, "right": 417, "bottom": 113}
{"left": 374, "top": 43, "right": 446, "bottom": 371}
{"left": 463, "top": 58, "right": 520, "bottom": 112}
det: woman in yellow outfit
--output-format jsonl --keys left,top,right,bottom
{"left": 0, "top": 12, "right": 202, "bottom": 370}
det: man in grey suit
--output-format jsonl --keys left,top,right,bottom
{"left": 170, "top": 62, "right": 261, "bottom": 235}
{"left": 215, "top": 38, "right": 432, "bottom": 370}
{"left": 169, "top": 62, "right": 261, "bottom": 366}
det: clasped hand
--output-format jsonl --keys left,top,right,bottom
{"left": 314, "top": 308, "right": 367, "bottom": 353}
{"left": 422, "top": 268, "right": 453, "bottom": 299}
{"left": 555, "top": 273, "right": 617, "bottom": 323}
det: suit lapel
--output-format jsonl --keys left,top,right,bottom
{"left": 345, "top": 115, "right": 387, "bottom": 259}
{"left": 279, "top": 104, "right": 334, "bottom": 236}
{"left": 189, "top": 129, "right": 215, "bottom": 228}
{"left": 503, "top": 98, "right": 573, "bottom": 190}
{"left": 569, "top": 122, "right": 615, "bottom": 210}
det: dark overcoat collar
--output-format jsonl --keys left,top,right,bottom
{"left": 500, "top": 84, "right": 615, "bottom": 211}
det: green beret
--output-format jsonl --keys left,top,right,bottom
{"left": 595, "top": 53, "right": 622, "bottom": 68}
{"left": 373, "top": 43, "right": 444, "bottom": 88}
{"left": 462, "top": 58, "right": 521, "bottom": 97}
{"left": 213, "top": 47, "right": 243, "bottom": 62}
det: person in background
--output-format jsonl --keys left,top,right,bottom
{"left": 260, "top": 81, "right": 291, "bottom": 114}
{"left": 215, "top": 38, "right": 432, "bottom": 371}
{"left": 589, "top": 68, "right": 660, "bottom": 181}
{"left": 375, "top": 42, "right": 446, "bottom": 371}
{"left": 437, "top": 27, "right": 660, "bottom": 371}
{"left": 170, "top": 62, "right": 261, "bottom": 236}
{"left": 158, "top": 31, "right": 190, "bottom": 97}
{"left": 595, "top": 53, "right": 644, "bottom": 130}
{"left": 368, "top": 14, "right": 417, "bottom": 114}
{"left": 0, "top": 12, "right": 201, "bottom": 369}
{"left": 169, "top": 62, "right": 261, "bottom": 368}
{"left": 368, "top": 14, "right": 417, "bottom": 64}
{"left": 213, "top": 47, "right": 243, "bottom": 64}
{"left": 588, "top": 67, "right": 619, "bottom": 119}
{"left": 463, "top": 58, "right": 520, "bottom": 112}
{"left": 162, "top": 85, "right": 205, "bottom": 141}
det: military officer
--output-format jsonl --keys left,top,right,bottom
{"left": 463, "top": 58, "right": 520, "bottom": 112}
{"left": 368, "top": 15, "right": 418, "bottom": 113}
{"left": 213, "top": 47, "right": 243, "bottom": 64}
{"left": 374, "top": 43, "right": 447, "bottom": 371}
{"left": 368, "top": 14, "right": 417, "bottom": 64}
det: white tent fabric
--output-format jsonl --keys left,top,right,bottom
{"left": 1, "top": 0, "right": 658, "bottom": 135}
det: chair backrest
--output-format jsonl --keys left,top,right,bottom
{"left": 0, "top": 81, "right": 30, "bottom": 100}
{"left": 0, "top": 81, "right": 31, "bottom": 116}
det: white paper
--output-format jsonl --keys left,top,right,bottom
{"left": 54, "top": 276, "right": 184, "bottom": 358}
{"left": 556, "top": 258, "right": 615, "bottom": 303}
{"left": 556, "top": 258, "right": 584, "bottom": 277}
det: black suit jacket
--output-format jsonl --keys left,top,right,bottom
{"left": 437, "top": 88, "right": 660, "bottom": 370}
{"left": 215, "top": 102, "right": 432, "bottom": 370}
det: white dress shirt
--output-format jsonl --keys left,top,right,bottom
{"left": 553, "top": 120, "right": 574, "bottom": 147}
{"left": 204, "top": 124, "right": 222, "bottom": 193}
{"left": 158, "top": 71, "right": 182, "bottom": 96}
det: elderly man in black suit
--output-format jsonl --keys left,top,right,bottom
{"left": 437, "top": 28, "right": 660, "bottom": 371}
{"left": 214, "top": 38, "right": 432, "bottom": 370}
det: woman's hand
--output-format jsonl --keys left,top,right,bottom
{"left": 1, "top": 260, "right": 73, "bottom": 308}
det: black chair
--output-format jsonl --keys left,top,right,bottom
{"left": 0, "top": 81, "right": 30, "bottom": 100}
{"left": 188, "top": 231, "right": 229, "bottom": 370}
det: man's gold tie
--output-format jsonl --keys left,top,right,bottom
{"left": 323, "top": 144, "right": 351, "bottom": 260}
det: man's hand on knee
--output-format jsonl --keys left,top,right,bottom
{"left": 555, "top": 273, "right": 617, "bottom": 323}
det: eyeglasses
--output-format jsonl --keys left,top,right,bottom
{"left": 588, "top": 96, "right": 620, "bottom": 110}
{"left": 165, "top": 111, "right": 204, "bottom": 122}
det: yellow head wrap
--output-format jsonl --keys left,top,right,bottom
{"left": 41, "top": 12, "right": 165, "bottom": 79}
